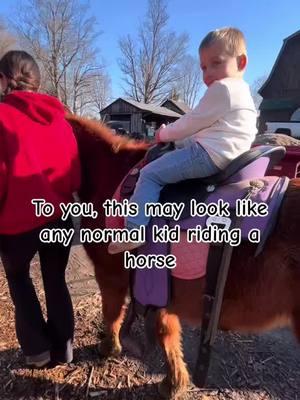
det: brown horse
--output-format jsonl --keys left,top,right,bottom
{"left": 67, "top": 113, "right": 300, "bottom": 399}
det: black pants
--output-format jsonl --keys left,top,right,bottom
{"left": 0, "top": 218, "right": 74, "bottom": 361}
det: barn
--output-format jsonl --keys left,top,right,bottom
{"left": 160, "top": 99, "right": 191, "bottom": 115}
{"left": 100, "top": 98, "right": 186, "bottom": 137}
{"left": 258, "top": 30, "right": 300, "bottom": 133}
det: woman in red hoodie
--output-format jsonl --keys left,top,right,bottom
{"left": 0, "top": 51, "right": 81, "bottom": 368}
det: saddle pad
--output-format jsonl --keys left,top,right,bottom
{"left": 171, "top": 231, "right": 209, "bottom": 279}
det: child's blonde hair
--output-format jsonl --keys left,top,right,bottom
{"left": 199, "top": 27, "right": 247, "bottom": 57}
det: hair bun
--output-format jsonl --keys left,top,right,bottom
{"left": 9, "top": 78, "right": 18, "bottom": 89}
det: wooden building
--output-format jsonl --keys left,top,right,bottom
{"left": 160, "top": 99, "right": 191, "bottom": 115}
{"left": 258, "top": 30, "right": 300, "bottom": 133}
{"left": 100, "top": 98, "right": 183, "bottom": 137}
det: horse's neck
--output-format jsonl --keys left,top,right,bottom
{"left": 102, "top": 152, "right": 138, "bottom": 199}
{"left": 82, "top": 146, "right": 144, "bottom": 207}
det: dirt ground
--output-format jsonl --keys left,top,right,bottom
{"left": 0, "top": 244, "right": 299, "bottom": 400}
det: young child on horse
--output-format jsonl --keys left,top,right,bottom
{"left": 0, "top": 51, "right": 81, "bottom": 367}
{"left": 108, "top": 27, "right": 257, "bottom": 255}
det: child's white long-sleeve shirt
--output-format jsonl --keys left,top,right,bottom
{"left": 159, "top": 77, "right": 257, "bottom": 168}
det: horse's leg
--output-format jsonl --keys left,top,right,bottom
{"left": 291, "top": 267, "right": 300, "bottom": 343}
{"left": 157, "top": 309, "right": 190, "bottom": 399}
{"left": 97, "top": 278, "right": 128, "bottom": 356}
{"left": 292, "top": 308, "right": 300, "bottom": 343}
{"left": 89, "top": 250, "right": 129, "bottom": 357}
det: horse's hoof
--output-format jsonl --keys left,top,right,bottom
{"left": 121, "top": 335, "right": 143, "bottom": 358}
{"left": 158, "top": 377, "right": 188, "bottom": 400}
{"left": 97, "top": 338, "right": 122, "bottom": 358}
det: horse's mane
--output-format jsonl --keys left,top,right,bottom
{"left": 66, "top": 113, "right": 150, "bottom": 153}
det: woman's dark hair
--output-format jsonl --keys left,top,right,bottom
{"left": 0, "top": 50, "right": 41, "bottom": 94}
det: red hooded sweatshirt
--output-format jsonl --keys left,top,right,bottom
{"left": 0, "top": 91, "right": 81, "bottom": 234}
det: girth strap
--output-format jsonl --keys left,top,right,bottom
{"left": 193, "top": 179, "right": 267, "bottom": 387}
{"left": 193, "top": 222, "right": 236, "bottom": 387}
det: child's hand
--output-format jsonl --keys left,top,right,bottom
{"left": 155, "top": 131, "right": 161, "bottom": 143}
{"left": 155, "top": 124, "right": 166, "bottom": 143}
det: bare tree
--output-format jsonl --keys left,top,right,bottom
{"left": 0, "top": 20, "right": 18, "bottom": 57}
{"left": 172, "top": 55, "right": 202, "bottom": 108}
{"left": 118, "top": 0, "right": 188, "bottom": 103}
{"left": 88, "top": 72, "right": 112, "bottom": 118}
{"left": 69, "top": 68, "right": 111, "bottom": 117}
{"left": 251, "top": 75, "right": 267, "bottom": 111}
{"left": 12, "top": 0, "right": 105, "bottom": 113}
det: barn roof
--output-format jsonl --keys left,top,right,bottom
{"left": 259, "top": 30, "right": 300, "bottom": 95}
{"left": 101, "top": 98, "right": 182, "bottom": 118}
{"left": 160, "top": 99, "right": 191, "bottom": 114}
{"left": 121, "top": 98, "right": 182, "bottom": 117}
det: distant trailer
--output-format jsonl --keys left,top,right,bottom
{"left": 265, "top": 122, "right": 300, "bottom": 138}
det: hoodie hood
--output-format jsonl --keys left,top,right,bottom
{"left": 2, "top": 91, "right": 65, "bottom": 125}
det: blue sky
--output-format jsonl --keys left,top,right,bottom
{"left": 1, "top": 0, "right": 300, "bottom": 101}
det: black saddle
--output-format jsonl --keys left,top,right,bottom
{"left": 143, "top": 143, "right": 286, "bottom": 219}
